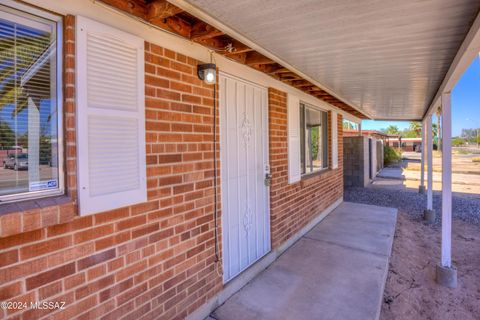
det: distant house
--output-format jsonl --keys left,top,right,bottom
{"left": 386, "top": 136, "right": 422, "bottom": 152}
{"left": 343, "top": 129, "right": 391, "bottom": 142}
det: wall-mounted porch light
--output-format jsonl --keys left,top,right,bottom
{"left": 197, "top": 63, "right": 216, "bottom": 85}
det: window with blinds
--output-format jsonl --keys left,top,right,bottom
{"left": 0, "top": 3, "right": 63, "bottom": 202}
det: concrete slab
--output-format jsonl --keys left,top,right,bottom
{"left": 376, "top": 167, "right": 405, "bottom": 180}
{"left": 211, "top": 202, "right": 397, "bottom": 320}
{"left": 305, "top": 202, "right": 397, "bottom": 256}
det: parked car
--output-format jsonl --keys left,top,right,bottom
{"left": 3, "top": 153, "right": 28, "bottom": 170}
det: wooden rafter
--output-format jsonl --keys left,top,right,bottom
{"left": 269, "top": 68, "right": 291, "bottom": 74}
{"left": 224, "top": 40, "right": 253, "bottom": 55}
{"left": 191, "top": 22, "right": 224, "bottom": 41}
{"left": 100, "top": 0, "right": 147, "bottom": 18}
{"left": 245, "top": 52, "right": 276, "bottom": 65}
{"left": 291, "top": 80, "right": 312, "bottom": 87}
{"left": 147, "top": 0, "right": 183, "bottom": 21}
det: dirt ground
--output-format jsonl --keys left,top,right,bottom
{"left": 381, "top": 151, "right": 480, "bottom": 196}
{"left": 380, "top": 213, "right": 480, "bottom": 320}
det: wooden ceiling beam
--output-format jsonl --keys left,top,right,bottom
{"left": 224, "top": 40, "right": 253, "bottom": 55}
{"left": 161, "top": 16, "right": 191, "bottom": 38}
{"left": 146, "top": 0, "right": 183, "bottom": 20}
{"left": 193, "top": 37, "right": 226, "bottom": 51}
{"left": 190, "top": 22, "right": 224, "bottom": 41}
{"left": 100, "top": 0, "right": 146, "bottom": 18}
{"left": 270, "top": 68, "right": 291, "bottom": 74}
{"left": 225, "top": 52, "right": 247, "bottom": 64}
{"left": 291, "top": 80, "right": 312, "bottom": 87}
{"left": 279, "top": 74, "right": 301, "bottom": 81}
{"left": 245, "top": 52, "right": 276, "bottom": 66}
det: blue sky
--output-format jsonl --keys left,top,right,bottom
{"left": 362, "top": 56, "right": 480, "bottom": 136}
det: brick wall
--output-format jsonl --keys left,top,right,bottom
{"left": 268, "top": 88, "right": 343, "bottom": 248}
{"left": 343, "top": 136, "right": 370, "bottom": 188}
{"left": 0, "top": 16, "right": 222, "bottom": 320}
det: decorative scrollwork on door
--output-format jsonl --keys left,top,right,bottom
{"left": 243, "top": 206, "right": 254, "bottom": 233}
{"left": 240, "top": 112, "right": 252, "bottom": 147}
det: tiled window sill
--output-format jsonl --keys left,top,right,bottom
{"left": 0, "top": 196, "right": 76, "bottom": 238}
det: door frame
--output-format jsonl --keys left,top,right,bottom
{"left": 218, "top": 71, "right": 271, "bottom": 283}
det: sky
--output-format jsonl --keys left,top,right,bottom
{"left": 362, "top": 56, "right": 480, "bottom": 137}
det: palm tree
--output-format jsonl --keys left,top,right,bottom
{"left": 432, "top": 123, "right": 438, "bottom": 139}
{"left": 0, "top": 29, "right": 51, "bottom": 117}
{"left": 436, "top": 108, "right": 442, "bottom": 151}
{"left": 409, "top": 121, "right": 422, "bottom": 137}
{"left": 385, "top": 125, "right": 400, "bottom": 135}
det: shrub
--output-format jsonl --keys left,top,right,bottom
{"left": 452, "top": 137, "right": 465, "bottom": 147}
{"left": 384, "top": 145, "right": 401, "bottom": 165}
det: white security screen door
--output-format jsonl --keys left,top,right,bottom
{"left": 219, "top": 73, "right": 270, "bottom": 283}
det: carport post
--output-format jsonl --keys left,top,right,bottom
{"left": 423, "top": 115, "right": 434, "bottom": 224}
{"left": 436, "top": 92, "right": 457, "bottom": 288}
{"left": 419, "top": 121, "right": 426, "bottom": 194}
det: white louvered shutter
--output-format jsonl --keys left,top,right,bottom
{"left": 287, "top": 94, "right": 301, "bottom": 183}
{"left": 76, "top": 16, "right": 146, "bottom": 215}
{"left": 331, "top": 111, "right": 339, "bottom": 169}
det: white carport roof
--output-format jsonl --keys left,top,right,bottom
{"left": 173, "top": 0, "right": 480, "bottom": 121}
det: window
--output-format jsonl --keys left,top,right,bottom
{"left": 343, "top": 119, "right": 359, "bottom": 131}
{"left": 300, "top": 103, "right": 328, "bottom": 175}
{"left": 0, "top": 3, "right": 63, "bottom": 202}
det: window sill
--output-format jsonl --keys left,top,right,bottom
{"left": 300, "top": 167, "right": 337, "bottom": 186}
{"left": 301, "top": 168, "right": 331, "bottom": 180}
{"left": 0, "top": 195, "right": 76, "bottom": 238}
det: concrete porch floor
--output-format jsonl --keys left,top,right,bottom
{"left": 209, "top": 202, "right": 397, "bottom": 320}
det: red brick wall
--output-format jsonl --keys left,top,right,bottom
{"left": 0, "top": 16, "right": 222, "bottom": 320}
{"left": 268, "top": 88, "right": 343, "bottom": 248}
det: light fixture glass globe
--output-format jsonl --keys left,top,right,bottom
{"left": 205, "top": 70, "right": 215, "bottom": 84}
{"left": 197, "top": 63, "right": 217, "bottom": 85}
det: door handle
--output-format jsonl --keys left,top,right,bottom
{"left": 264, "top": 173, "right": 272, "bottom": 186}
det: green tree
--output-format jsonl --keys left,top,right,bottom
{"left": 311, "top": 127, "right": 319, "bottom": 160}
{"left": 385, "top": 125, "right": 400, "bottom": 135}
{"left": 452, "top": 137, "right": 465, "bottom": 147}
{"left": 0, "top": 121, "right": 15, "bottom": 148}
{"left": 0, "top": 31, "right": 51, "bottom": 116}
{"left": 409, "top": 122, "right": 422, "bottom": 137}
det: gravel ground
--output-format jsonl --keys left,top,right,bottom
{"left": 344, "top": 186, "right": 480, "bottom": 226}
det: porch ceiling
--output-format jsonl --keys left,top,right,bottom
{"left": 182, "top": 0, "right": 480, "bottom": 120}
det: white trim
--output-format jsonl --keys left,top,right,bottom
{"left": 186, "top": 197, "right": 343, "bottom": 320}
{"left": 287, "top": 94, "right": 301, "bottom": 183}
{"left": 420, "top": 121, "right": 425, "bottom": 187}
{"left": 331, "top": 111, "right": 338, "bottom": 169}
{"left": 426, "top": 115, "right": 433, "bottom": 210}
{"left": 441, "top": 93, "right": 452, "bottom": 267}
{"left": 0, "top": 5, "right": 52, "bottom": 32}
